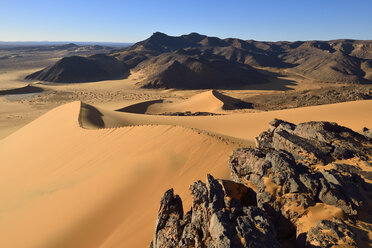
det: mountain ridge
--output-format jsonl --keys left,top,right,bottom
{"left": 25, "top": 32, "right": 372, "bottom": 87}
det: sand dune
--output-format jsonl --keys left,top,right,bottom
{"left": 0, "top": 100, "right": 371, "bottom": 247}
{"left": 0, "top": 69, "right": 42, "bottom": 90}
{"left": 116, "top": 99, "right": 164, "bottom": 114}
{"left": 0, "top": 102, "right": 236, "bottom": 248}
{"left": 0, "top": 84, "right": 43, "bottom": 96}
{"left": 82, "top": 99, "right": 372, "bottom": 141}
{"left": 118, "top": 90, "right": 253, "bottom": 115}
{"left": 153, "top": 89, "right": 252, "bottom": 113}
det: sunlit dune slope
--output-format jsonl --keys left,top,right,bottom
{"left": 119, "top": 89, "right": 253, "bottom": 114}
{"left": 0, "top": 101, "right": 236, "bottom": 248}
{"left": 0, "top": 99, "right": 371, "bottom": 248}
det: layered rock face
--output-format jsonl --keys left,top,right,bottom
{"left": 151, "top": 120, "right": 371, "bottom": 247}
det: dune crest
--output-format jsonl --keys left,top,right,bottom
{"left": 78, "top": 100, "right": 372, "bottom": 142}
{"left": 164, "top": 90, "right": 251, "bottom": 113}
{"left": 115, "top": 90, "right": 252, "bottom": 115}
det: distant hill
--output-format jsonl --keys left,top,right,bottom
{"left": 25, "top": 32, "right": 372, "bottom": 87}
{"left": 25, "top": 54, "right": 129, "bottom": 83}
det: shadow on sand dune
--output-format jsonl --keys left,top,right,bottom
{"left": 79, "top": 103, "right": 105, "bottom": 128}
{"left": 113, "top": 90, "right": 253, "bottom": 115}
{"left": 115, "top": 99, "right": 164, "bottom": 114}
{"left": 0, "top": 85, "right": 43, "bottom": 96}
{"left": 211, "top": 90, "right": 253, "bottom": 109}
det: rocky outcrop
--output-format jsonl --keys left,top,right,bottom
{"left": 151, "top": 120, "right": 371, "bottom": 247}
{"left": 151, "top": 175, "right": 281, "bottom": 248}
{"left": 229, "top": 147, "right": 364, "bottom": 239}
{"left": 256, "top": 119, "right": 371, "bottom": 164}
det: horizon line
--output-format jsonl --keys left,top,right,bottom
{"left": 1, "top": 32, "right": 372, "bottom": 44}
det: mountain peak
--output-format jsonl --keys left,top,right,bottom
{"left": 150, "top": 32, "right": 169, "bottom": 38}
{"left": 187, "top": 32, "right": 204, "bottom": 37}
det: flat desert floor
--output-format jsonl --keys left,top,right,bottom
{"left": 0, "top": 68, "right": 371, "bottom": 247}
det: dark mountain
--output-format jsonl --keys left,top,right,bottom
{"left": 133, "top": 51, "right": 267, "bottom": 89}
{"left": 129, "top": 32, "right": 207, "bottom": 52}
{"left": 25, "top": 32, "right": 372, "bottom": 87}
{"left": 25, "top": 54, "right": 128, "bottom": 83}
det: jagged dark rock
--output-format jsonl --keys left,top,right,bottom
{"left": 151, "top": 175, "right": 282, "bottom": 248}
{"left": 153, "top": 189, "right": 184, "bottom": 248}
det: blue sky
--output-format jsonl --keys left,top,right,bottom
{"left": 1, "top": 0, "right": 371, "bottom": 42}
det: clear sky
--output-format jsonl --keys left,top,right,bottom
{"left": 1, "top": 0, "right": 371, "bottom": 42}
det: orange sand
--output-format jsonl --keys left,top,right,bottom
{"left": 0, "top": 99, "right": 370, "bottom": 247}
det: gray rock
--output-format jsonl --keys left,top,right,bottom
{"left": 268, "top": 118, "right": 296, "bottom": 133}
{"left": 271, "top": 129, "right": 333, "bottom": 164}
{"left": 318, "top": 168, "right": 364, "bottom": 215}
{"left": 236, "top": 206, "right": 281, "bottom": 248}
{"left": 229, "top": 148, "right": 308, "bottom": 238}
{"left": 153, "top": 189, "right": 184, "bottom": 248}
{"left": 208, "top": 210, "right": 234, "bottom": 248}
{"left": 229, "top": 119, "right": 372, "bottom": 244}
{"left": 151, "top": 175, "right": 282, "bottom": 248}
{"left": 228, "top": 142, "right": 365, "bottom": 237}
{"left": 306, "top": 218, "right": 357, "bottom": 247}
{"left": 256, "top": 119, "right": 371, "bottom": 164}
